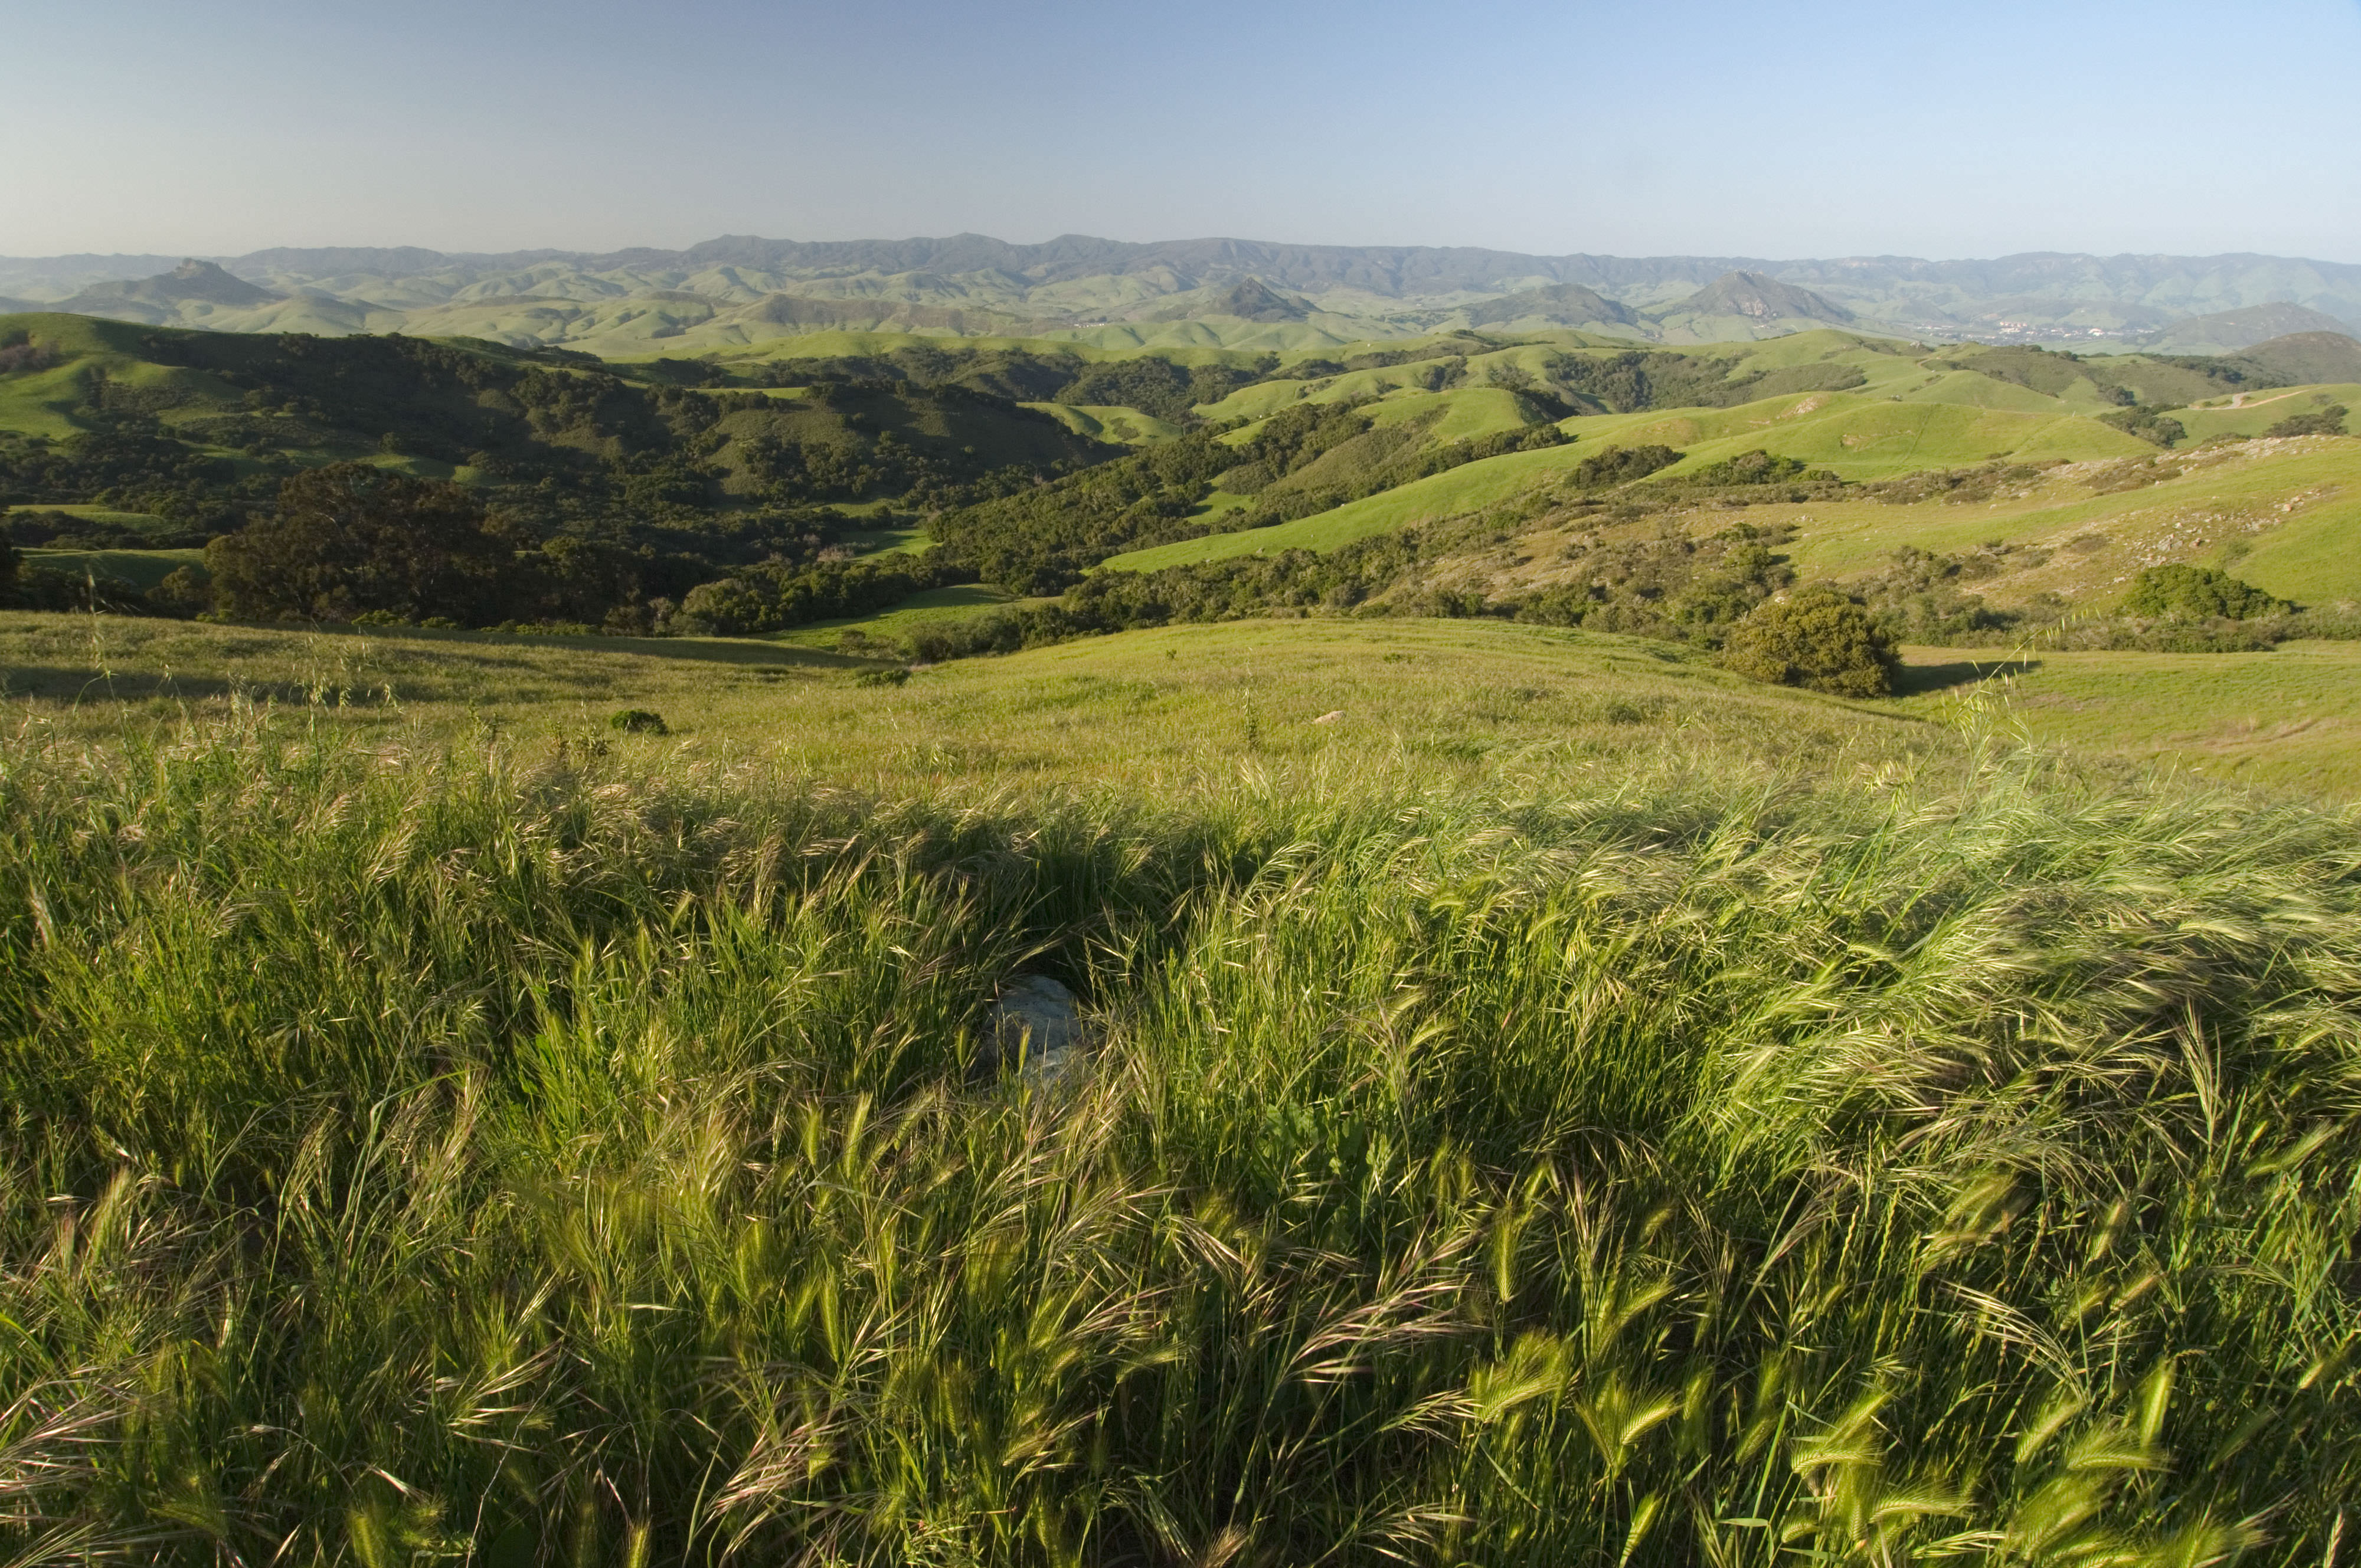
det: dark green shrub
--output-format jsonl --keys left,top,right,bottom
{"left": 2264, "top": 404, "right": 2347, "bottom": 438}
{"left": 2120, "top": 564, "right": 2291, "bottom": 620}
{"left": 853, "top": 667, "right": 911, "bottom": 688}
{"left": 2100, "top": 406, "right": 2187, "bottom": 447}
{"left": 609, "top": 708, "right": 668, "bottom": 734}
{"left": 1568, "top": 444, "right": 1681, "bottom": 489}
{"left": 1719, "top": 584, "right": 1899, "bottom": 698}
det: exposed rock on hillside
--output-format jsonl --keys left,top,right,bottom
{"left": 57, "top": 259, "right": 283, "bottom": 321}
{"left": 1670, "top": 270, "right": 1855, "bottom": 325}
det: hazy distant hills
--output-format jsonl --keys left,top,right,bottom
{"left": 4, "top": 234, "right": 2359, "bottom": 353}
{"left": 2135, "top": 302, "right": 2358, "bottom": 355}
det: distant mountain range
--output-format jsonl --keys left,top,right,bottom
{"left": 4, "top": 235, "right": 2358, "bottom": 355}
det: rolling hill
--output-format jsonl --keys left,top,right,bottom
{"left": 1650, "top": 270, "right": 1856, "bottom": 342}
{"left": 6, "top": 297, "right": 2357, "bottom": 664}
{"left": 51, "top": 258, "right": 282, "bottom": 320}
{"left": 0, "top": 309, "right": 1134, "bottom": 624}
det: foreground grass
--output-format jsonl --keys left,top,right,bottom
{"left": 2, "top": 715, "right": 2357, "bottom": 1564}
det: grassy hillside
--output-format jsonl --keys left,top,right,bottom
{"left": 1021, "top": 401, "right": 1187, "bottom": 444}
{"left": 5, "top": 606, "right": 2361, "bottom": 1562}
{"left": 0, "top": 312, "right": 1157, "bottom": 630}
{"left": 8, "top": 310, "right": 2357, "bottom": 660}
{"left": 1891, "top": 640, "right": 2361, "bottom": 797}
{"left": 1683, "top": 436, "right": 2361, "bottom": 610}
{"left": 6, "top": 607, "right": 2360, "bottom": 798}
{"left": 20, "top": 545, "right": 203, "bottom": 591}
{"left": 0, "top": 612, "right": 1918, "bottom": 775}
{"left": 1104, "top": 388, "right": 2164, "bottom": 574}
{"left": 1097, "top": 332, "right": 2359, "bottom": 618}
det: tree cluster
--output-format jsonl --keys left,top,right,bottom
{"left": 2100, "top": 406, "right": 2189, "bottom": 449}
{"left": 670, "top": 553, "right": 975, "bottom": 637}
{"left": 2264, "top": 404, "right": 2347, "bottom": 439}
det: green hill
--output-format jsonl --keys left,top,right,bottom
{"left": 0, "top": 311, "right": 1130, "bottom": 625}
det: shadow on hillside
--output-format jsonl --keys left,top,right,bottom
{"left": 1, "top": 668, "right": 246, "bottom": 704}
{"left": 243, "top": 622, "right": 887, "bottom": 670}
{"left": 1894, "top": 657, "right": 2041, "bottom": 695}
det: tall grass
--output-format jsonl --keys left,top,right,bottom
{"left": 1, "top": 712, "right": 2357, "bottom": 1564}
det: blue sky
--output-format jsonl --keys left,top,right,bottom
{"left": 6, "top": 0, "right": 2359, "bottom": 261}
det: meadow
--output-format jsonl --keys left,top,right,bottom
{"left": 0, "top": 613, "right": 1932, "bottom": 783}
{"left": 4, "top": 603, "right": 2360, "bottom": 1566}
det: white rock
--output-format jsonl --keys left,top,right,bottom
{"left": 990, "top": 974, "right": 1090, "bottom": 1085}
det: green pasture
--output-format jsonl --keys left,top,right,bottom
{"left": 1021, "top": 402, "right": 1186, "bottom": 444}
{"left": 1894, "top": 639, "right": 2361, "bottom": 797}
{"left": 1104, "top": 390, "right": 2236, "bottom": 574}
{"left": 759, "top": 583, "right": 1054, "bottom": 649}
{"left": 9, "top": 607, "right": 2361, "bottom": 801}
{"left": 2175, "top": 388, "right": 2361, "bottom": 441}
{"left": 1765, "top": 438, "right": 2361, "bottom": 607}
{"left": 0, "top": 613, "right": 1922, "bottom": 786}
{"left": 1618, "top": 393, "right": 2151, "bottom": 477}
{"left": 20, "top": 546, "right": 204, "bottom": 591}
{"left": 1103, "top": 443, "right": 1585, "bottom": 571}
{"left": 6, "top": 502, "right": 166, "bottom": 528}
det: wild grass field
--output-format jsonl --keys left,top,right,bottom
{"left": 8, "top": 611, "right": 2360, "bottom": 796}
{"left": 0, "top": 613, "right": 1928, "bottom": 781}
{"left": 4, "top": 603, "right": 2360, "bottom": 1566}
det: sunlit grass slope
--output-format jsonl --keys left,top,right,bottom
{"left": 1761, "top": 436, "right": 2361, "bottom": 608}
{"left": 1020, "top": 402, "right": 1187, "bottom": 445}
{"left": 10, "top": 607, "right": 2361, "bottom": 800}
{"left": 1893, "top": 641, "right": 2361, "bottom": 797}
{"left": 2176, "top": 385, "right": 2361, "bottom": 441}
{"left": 1117, "top": 428, "right": 2361, "bottom": 618}
{"left": 4, "top": 650, "right": 2359, "bottom": 1562}
{"left": 0, "top": 612, "right": 1928, "bottom": 785}
{"left": 1113, "top": 391, "right": 2162, "bottom": 572}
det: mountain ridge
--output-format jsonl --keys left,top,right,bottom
{"left": 5, "top": 235, "right": 2359, "bottom": 351}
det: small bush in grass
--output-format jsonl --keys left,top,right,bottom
{"left": 2120, "top": 564, "right": 2291, "bottom": 621}
{"left": 1718, "top": 584, "right": 1899, "bottom": 698}
{"left": 854, "top": 667, "right": 911, "bottom": 688}
{"left": 609, "top": 708, "right": 668, "bottom": 734}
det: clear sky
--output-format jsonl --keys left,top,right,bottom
{"left": 7, "top": 0, "right": 2359, "bottom": 262}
